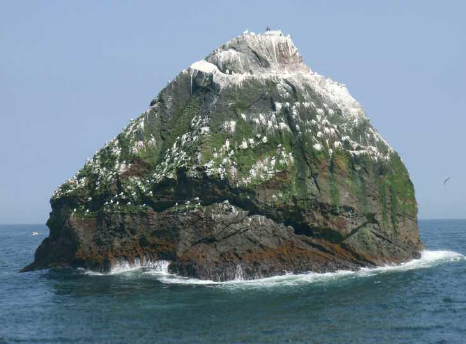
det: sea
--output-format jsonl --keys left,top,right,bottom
{"left": 1, "top": 220, "right": 465, "bottom": 344}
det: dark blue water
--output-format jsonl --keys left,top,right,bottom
{"left": 1, "top": 220, "right": 466, "bottom": 344}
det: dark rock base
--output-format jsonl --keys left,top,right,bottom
{"left": 22, "top": 202, "right": 423, "bottom": 281}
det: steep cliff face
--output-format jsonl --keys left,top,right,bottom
{"left": 23, "top": 31, "right": 424, "bottom": 280}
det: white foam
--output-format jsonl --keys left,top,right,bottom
{"left": 151, "top": 250, "right": 465, "bottom": 288}
{"left": 85, "top": 259, "right": 171, "bottom": 276}
{"left": 83, "top": 251, "right": 464, "bottom": 287}
{"left": 359, "top": 250, "right": 463, "bottom": 275}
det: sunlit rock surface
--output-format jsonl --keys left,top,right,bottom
{"left": 23, "top": 30, "right": 424, "bottom": 280}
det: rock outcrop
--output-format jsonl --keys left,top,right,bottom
{"left": 22, "top": 30, "right": 424, "bottom": 280}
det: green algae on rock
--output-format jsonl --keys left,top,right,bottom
{"left": 22, "top": 30, "right": 424, "bottom": 280}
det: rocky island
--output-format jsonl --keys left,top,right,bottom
{"left": 22, "top": 30, "right": 424, "bottom": 280}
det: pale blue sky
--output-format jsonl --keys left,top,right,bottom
{"left": 1, "top": 0, "right": 465, "bottom": 224}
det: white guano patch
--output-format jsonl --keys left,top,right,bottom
{"left": 222, "top": 121, "right": 236, "bottom": 133}
{"left": 190, "top": 60, "right": 219, "bottom": 74}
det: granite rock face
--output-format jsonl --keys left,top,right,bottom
{"left": 23, "top": 31, "right": 424, "bottom": 280}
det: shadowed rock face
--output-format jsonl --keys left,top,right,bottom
{"left": 22, "top": 31, "right": 424, "bottom": 280}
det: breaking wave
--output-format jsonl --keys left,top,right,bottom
{"left": 152, "top": 250, "right": 465, "bottom": 287}
{"left": 85, "top": 250, "right": 464, "bottom": 287}
{"left": 85, "top": 259, "right": 170, "bottom": 276}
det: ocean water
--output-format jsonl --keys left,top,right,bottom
{"left": 1, "top": 221, "right": 465, "bottom": 344}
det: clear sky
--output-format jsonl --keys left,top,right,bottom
{"left": 1, "top": 0, "right": 465, "bottom": 224}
